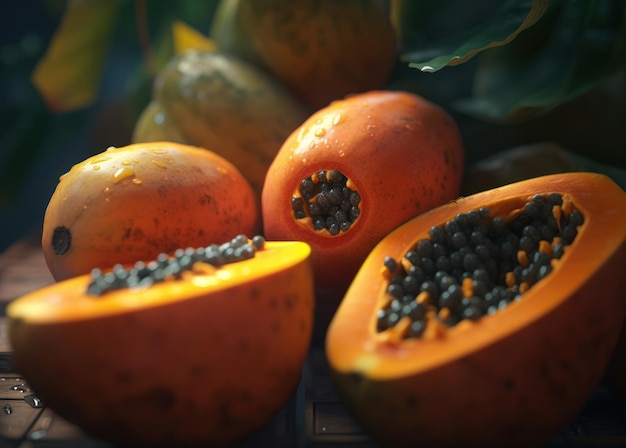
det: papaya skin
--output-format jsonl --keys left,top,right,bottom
{"left": 151, "top": 50, "right": 309, "bottom": 198}
{"left": 326, "top": 173, "right": 626, "bottom": 447}
{"left": 131, "top": 99, "right": 191, "bottom": 145}
{"left": 262, "top": 90, "right": 464, "bottom": 307}
{"left": 42, "top": 142, "right": 260, "bottom": 281}
{"left": 8, "top": 241, "right": 314, "bottom": 448}
{"left": 216, "top": 0, "right": 397, "bottom": 110}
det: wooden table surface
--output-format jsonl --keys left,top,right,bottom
{"left": 1, "top": 234, "right": 626, "bottom": 447}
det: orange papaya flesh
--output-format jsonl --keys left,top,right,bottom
{"left": 326, "top": 172, "right": 626, "bottom": 448}
{"left": 8, "top": 238, "right": 314, "bottom": 448}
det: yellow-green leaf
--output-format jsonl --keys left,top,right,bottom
{"left": 31, "top": 0, "right": 120, "bottom": 113}
{"left": 172, "top": 20, "right": 216, "bottom": 54}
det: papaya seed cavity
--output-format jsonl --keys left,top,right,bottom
{"left": 52, "top": 226, "right": 72, "bottom": 256}
{"left": 378, "top": 193, "right": 585, "bottom": 340}
{"left": 291, "top": 169, "right": 361, "bottom": 236}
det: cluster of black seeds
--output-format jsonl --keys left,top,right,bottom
{"left": 86, "top": 234, "right": 266, "bottom": 296}
{"left": 291, "top": 169, "right": 361, "bottom": 235}
{"left": 377, "top": 193, "right": 584, "bottom": 339}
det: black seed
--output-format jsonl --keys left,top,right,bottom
{"left": 417, "top": 239, "right": 433, "bottom": 258}
{"left": 384, "top": 256, "right": 398, "bottom": 273}
{"left": 429, "top": 226, "right": 446, "bottom": 243}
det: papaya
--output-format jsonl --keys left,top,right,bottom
{"left": 262, "top": 90, "right": 464, "bottom": 314}
{"left": 137, "top": 50, "right": 309, "bottom": 198}
{"left": 7, "top": 236, "right": 314, "bottom": 448}
{"left": 212, "top": 0, "right": 398, "bottom": 110}
{"left": 131, "top": 100, "right": 190, "bottom": 144}
{"left": 42, "top": 141, "right": 259, "bottom": 281}
{"left": 326, "top": 172, "right": 626, "bottom": 447}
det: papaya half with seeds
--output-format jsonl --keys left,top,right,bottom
{"left": 212, "top": 0, "right": 397, "bottom": 110}
{"left": 42, "top": 142, "right": 259, "bottom": 281}
{"left": 326, "top": 172, "right": 626, "bottom": 448}
{"left": 144, "top": 50, "right": 310, "bottom": 198}
{"left": 8, "top": 238, "right": 314, "bottom": 448}
{"left": 262, "top": 90, "right": 464, "bottom": 311}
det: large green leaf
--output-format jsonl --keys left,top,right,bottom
{"left": 31, "top": 0, "right": 121, "bottom": 112}
{"left": 455, "top": 0, "right": 626, "bottom": 122}
{"left": 396, "top": 0, "right": 550, "bottom": 72}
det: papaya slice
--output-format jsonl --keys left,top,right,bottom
{"left": 326, "top": 172, "right": 626, "bottom": 448}
{"left": 8, "top": 238, "right": 314, "bottom": 448}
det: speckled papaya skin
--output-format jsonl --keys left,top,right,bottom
{"left": 213, "top": 0, "right": 397, "bottom": 109}
{"left": 8, "top": 241, "right": 314, "bottom": 448}
{"left": 150, "top": 50, "right": 309, "bottom": 198}
{"left": 326, "top": 173, "right": 626, "bottom": 448}
{"left": 42, "top": 142, "right": 260, "bottom": 281}
{"left": 262, "top": 90, "right": 464, "bottom": 309}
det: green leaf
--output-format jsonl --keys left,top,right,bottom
{"left": 455, "top": 0, "right": 626, "bottom": 122}
{"left": 396, "top": 0, "right": 549, "bottom": 72}
{"left": 31, "top": 0, "right": 121, "bottom": 112}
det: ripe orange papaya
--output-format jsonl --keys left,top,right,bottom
{"left": 9, "top": 237, "right": 314, "bottom": 447}
{"left": 326, "top": 172, "right": 626, "bottom": 447}
{"left": 262, "top": 90, "right": 464, "bottom": 315}
{"left": 42, "top": 142, "right": 259, "bottom": 281}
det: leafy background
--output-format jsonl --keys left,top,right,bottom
{"left": 1, "top": 0, "right": 624, "bottom": 252}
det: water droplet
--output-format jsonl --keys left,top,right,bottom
{"left": 133, "top": 178, "right": 143, "bottom": 185}
{"left": 104, "top": 187, "right": 111, "bottom": 193}
{"left": 332, "top": 112, "right": 344, "bottom": 126}
{"left": 62, "top": 194, "right": 68, "bottom": 201}
{"left": 314, "top": 127, "right": 327, "bottom": 137}
{"left": 93, "top": 165, "right": 101, "bottom": 171}
{"left": 152, "top": 149, "right": 167, "bottom": 155}
{"left": 10, "top": 384, "right": 27, "bottom": 393}
{"left": 121, "top": 160, "right": 131, "bottom": 166}
{"left": 3, "top": 404, "right": 12, "bottom": 414}
{"left": 105, "top": 146, "right": 116, "bottom": 152}
{"left": 90, "top": 156, "right": 111, "bottom": 164}
{"left": 151, "top": 160, "right": 167, "bottom": 168}
{"left": 112, "top": 167, "right": 135, "bottom": 183}
{"left": 24, "top": 394, "right": 43, "bottom": 408}
{"left": 59, "top": 173, "right": 67, "bottom": 182}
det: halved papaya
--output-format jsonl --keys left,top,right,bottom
{"left": 8, "top": 237, "right": 314, "bottom": 447}
{"left": 326, "top": 172, "right": 626, "bottom": 447}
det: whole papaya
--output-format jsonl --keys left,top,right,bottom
{"left": 42, "top": 142, "right": 260, "bottom": 281}
{"left": 262, "top": 90, "right": 464, "bottom": 322}
{"left": 134, "top": 50, "right": 309, "bottom": 198}
{"left": 212, "top": 0, "right": 398, "bottom": 109}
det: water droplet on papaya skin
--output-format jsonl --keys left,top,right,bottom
{"left": 332, "top": 112, "right": 344, "bottom": 126}
{"left": 112, "top": 167, "right": 135, "bottom": 183}
{"left": 314, "top": 127, "right": 327, "bottom": 137}
{"left": 93, "top": 165, "right": 100, "bottom": 171}
{"left": 152, "top": 160, "right": 167, "bottom": 168}
{"left": 133, "top": 178, "right": 143, "bottom": 185}
{"left": 152, "top": 148, "right": 167, "bottom": 155}
{"left": 121, "top": 160, "right": 131, "bottom": 166}
{"left": 90, "top": 156, "right": 111, "bottom": 164}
